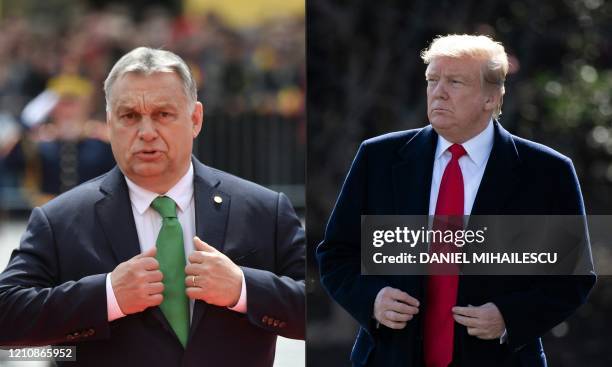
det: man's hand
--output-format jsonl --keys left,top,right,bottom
{"left": 452, "top": 302, "right": 506, "bottom": 340}
{"left": 185, "top": 237, "right": 243, "bottom": 307}
{"left": 373, "top": 286, "right": 420, "bottom": 329}
{"left": 110, "top": 247, "right": 164, "bottom": 315}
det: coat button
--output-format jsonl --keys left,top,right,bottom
{"left": 273, "top": 320, "right": 279, "bottom": 327}
{"left": 262, "top": 316, "right": 268, "bottom": 323}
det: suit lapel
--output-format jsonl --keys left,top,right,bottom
{"left": 189, "top": 158, "right": 230, "bottom": 339}
{"left": 391, "top": 126, "right": 436, "bottom": 328}
{"left": 471, "top": 121, "right": 521, "bottom": 215}
{"left": 192, "top": 160, "right": 229, "bottom": 253}
{"left": 392, "top": 125, "right": 438, "bottom": 214}
{"left": 95, "top": 166, "right": 175, "bottom": 337}
{"left": 95, "top": 167, "right": 141, "bottom": 264}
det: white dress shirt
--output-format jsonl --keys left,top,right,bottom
{"left": 105, "top": 163, "right": 247, "bottom": 322}
{"left": 427, "top": 119, "right": 508, "bottom": 343}
{"left": 428, "top": 119, "right": 494, "bottom": 216}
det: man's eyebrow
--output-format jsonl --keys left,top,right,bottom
{"left": 115, "top": 104, "right": 137, "bottom": 112}
{"left": 151, "top": 103, "right": 179, "bottom": 110}
{"left": 114, "top": 101, "right": 179, "bottom": 112}
{"left": 444, "top": 73, "right": 468, "bottom": 79}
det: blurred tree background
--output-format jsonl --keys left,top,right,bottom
{"left": 307, "top": 0, "right": 612, "bottom": 366}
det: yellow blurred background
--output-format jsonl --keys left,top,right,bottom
{"left": 185, "top": 0, "right": 304, "bottom": 27}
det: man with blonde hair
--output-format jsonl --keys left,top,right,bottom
{"left": 317, "top": 34, "right": 594, "bottom": 366}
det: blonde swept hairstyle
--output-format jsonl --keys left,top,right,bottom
{"left": 421, "top": 34, "right": 509, "bottom": 119}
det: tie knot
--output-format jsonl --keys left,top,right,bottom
{"left": 448, "top": 144, "right": 467, "bottom": 160}
{"left": 151, "top": 196, "right": 177, "bottom": 218}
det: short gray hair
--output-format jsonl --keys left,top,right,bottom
{"left": 104, "top": 47, "right": 197, "bottom": 111}
{"left": 421, "top": 34, "right": 508, "bottom": 119}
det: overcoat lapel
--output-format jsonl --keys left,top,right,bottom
{"left": 392, "top": 125, "right": 438, "bottom": 214}
{"left": 471, "top": 122, "right": 521, "bottom": 215}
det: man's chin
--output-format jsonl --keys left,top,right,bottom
{"left": 431, "top": 120, "right": 467, "bottom": 143}
{"left": 130, "top": 163, "right": 168, "bottom": 179}
{"left": 430, "top": 119, "right": 455, "bottom": 132}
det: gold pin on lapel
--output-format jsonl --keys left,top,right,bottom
{"left": 213, "top": 195, "right": 223, "bottom": 204}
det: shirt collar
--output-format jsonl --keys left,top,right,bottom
{"left": 125, "top": 163, "right": 194, "bottom": 215}
{"left": 435, "top": 118, "right": 494, "bottom": 167}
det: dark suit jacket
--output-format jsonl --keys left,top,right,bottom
{"left": 0, "top": 158, "right": 305, "bottom": 367}
{"left": 317, "top": 122, "right": 595, "bottom": 367}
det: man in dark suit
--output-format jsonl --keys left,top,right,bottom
{"left": 0, "top": 47, "right": 305, "bottom": 366}
{"left": 317, "top": 34, "right": 595, "bottom": 366}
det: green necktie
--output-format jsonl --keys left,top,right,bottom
{"left": 151, "top": 196, "right": 189, "bottom": 347}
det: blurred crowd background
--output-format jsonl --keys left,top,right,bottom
{"left": 307, "top": 0, "right": 612, "bottom": 366}
{"left": 0, "top": 0, "right": 305, "bottom": 216}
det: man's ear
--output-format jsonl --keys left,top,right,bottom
{"left": 191, "top": 101, "right": 204, "bottom": 138}
{"left": 483, "top": 90, "right": 499, "bottom": 112}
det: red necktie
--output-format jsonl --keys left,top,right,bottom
{"left": 424, "top": 143, "right": 466, "bottom": 367}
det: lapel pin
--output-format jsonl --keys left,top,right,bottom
{"left": 213, "top": 195, "right": 223, "bottom": 204}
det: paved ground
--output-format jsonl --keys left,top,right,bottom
{"left": 0, "top": 220, "right": 304, "bottom": 367}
